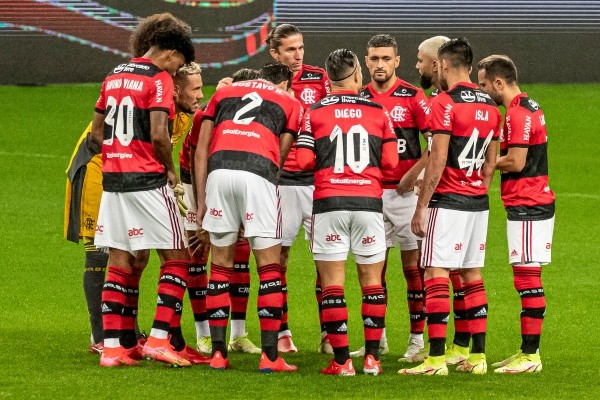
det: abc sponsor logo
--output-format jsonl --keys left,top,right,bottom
{"left": 209, "top": 208, "right": 223, "bottom": 218}
{"left": 454, "top": 243, "right": 463, "bottom": 252}
{"left": 128, "top": 228, "right": 143, "bottom": 237}
{"left": 246, "top": 212, "right": 254, "bottom": 221}
{"left": 361, "top": 236, "right": 376, "bottom": 245}
{"left": 325, "top": 233, "right": 341, "bottom": 242}
{"left": 95, "top": 225, "right": 104, "bottom": 233}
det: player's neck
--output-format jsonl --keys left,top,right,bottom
{"left": 371, "top": 75, "right": 397, "bottom": 94}
{"left": 330, "top": 85, "right": 357, "bottom": 94}
{"left": 446, "top": 71, "right": 471, "bottom": 90}
{"left": 504, "top": 87, "right": 523, "bottom": 108}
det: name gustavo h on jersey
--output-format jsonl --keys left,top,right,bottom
{"left": 233, "top": 80, "right": 284, "bottom": 94}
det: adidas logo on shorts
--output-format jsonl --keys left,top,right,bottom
{"left": 510, "top": 249, "right": 519, "bottom": 257}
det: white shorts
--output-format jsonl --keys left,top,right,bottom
{"left": 202, "top": 169, "right": 282, "bottom": 240}
{"left": 507, "top": 217, "right": 554, "bottom": 265}
{"left": 421, "top": 208, "right": 489, "bottom": 269}
{"left": 182, "top": 183, "right": 197, "bottom": 231}
{"left": 279, "top": 185, "right": 314, "bottom": 247}
{"left": 310, "top": 211, "right": 386, "bottom": 259}
{"left": 382, "top": 189, "right": 420, "bottom": 250}
{"left": 95, "top": 185, "right": 187, "bottom": 254}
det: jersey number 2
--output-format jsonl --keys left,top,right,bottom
{"left": 232, "top": 92, "right": 263, "bottom": 125}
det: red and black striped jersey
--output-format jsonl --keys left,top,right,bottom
{"left": 360, "top": 78, "right": 430, "bottom": 188}
{"left": 429, "top": 82, "right": 502, "bottom": 211}
{"left": 202, "top": 79, "right": 303, "bottom": 184}
{"left": 95, "top": 57, "right": 175, "bottom": 192}
{"left": 500, "top": 93, "right": 555, "bottom": 220}
{"left": 296, "top": 91, "right": 399, "bottom": 214}
{"left": 280, "top": 64, "right": 331, "bottom": 186}
{"left": 179, "top": 109, "right": 203, "bottom": 184}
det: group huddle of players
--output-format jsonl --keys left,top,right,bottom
{"left": 65, "top": 13, "right": 554, "bottom": 376}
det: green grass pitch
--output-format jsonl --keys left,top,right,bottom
{"left": 0, "top": 83, "right": 599, "bottom": 399}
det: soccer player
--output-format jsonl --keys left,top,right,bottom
{"left": 180, "top": 68, "right": 262, "bottom": 355}
{"left": 193, "top": 62, "right": 302, "bottom": 372}
{"left": 399, "top": 38, "right": 501, "bottom": 376}
{"left": 477, "top": 55, "right": 554, "bottom": 373}
{"left": 415, "top": 35, "right": 474, "bottom": 366}
{"left": 89, "top": 13, "right": 196, "bottom": 367}
{"left": 352, "top": 34, "right": 430, "bottom": 360}
{"left": 65, "top": 14, "right": 202, "bottom": 361}
{"left": 296, "top": 49, "right": 399, "bottom": 376}
{"left": 267, "top": 23, "right": 331, "bottom": 353}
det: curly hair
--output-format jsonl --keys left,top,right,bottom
{"left": 129, "top": 13, "right": 195, "bottom": 63}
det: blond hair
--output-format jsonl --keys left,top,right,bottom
{"left": 418, "top": 36, "right": 450, "bottom": 58}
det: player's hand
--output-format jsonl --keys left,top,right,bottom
{"left": 411, "top": 207, "right": 428, "bottom": 238}
{"left": 189, "top": 228, "right": 210, "bottom": 259}
{"left": 173, "top": 183, "right": 188, "bottom": 217}
{"left": 396, "top": 177, "right": 415, "bottom": 195}
{"left": 216, "top": 77, "right": 233, "bottom": 90}
{"left": 414, "top": 179, "right": 423, "bottom": 196}
{"left": 167, "top": 170, "right": 179, "bottom": 189}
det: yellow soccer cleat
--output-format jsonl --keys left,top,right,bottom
{"left": 228, "top": 332, "right": 261, "bottom": 354}
{"left": 445, "top": 343, "right": 470, "bottom": 365}
{"left": 456, "top": 353, "right": 487, "bottom": 374}
{"left": 494, "top": 352, "right": 542, "bottom": 374}
{"left": 398, "top": 355, "right": 448, "bottom": 376}
{"left": 491, "top": 350, "right": 522, "bottom": 368}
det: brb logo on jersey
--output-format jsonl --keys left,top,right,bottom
{"left": 390, "top": 105, "right": 407, "bottom": 122}
{"left": 300, "top": 88, "right": 316, "bottom": 105}
{"left": 210, "top": 208, "right": 223, "bottom": 218}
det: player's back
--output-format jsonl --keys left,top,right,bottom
{"left": 95, "top": 57, "right": 175, "bottom": 192}
{"left": 500, "top": 93, "right": 555, "bottom": 217}
{"left": 303, "top": 92, "right": 397, "bottom": 214}
{"left": 203, "top": 79, "right": 302, "bottom": 184}
{"left": 429, "top": 82, "right": 502, "bottom": 210}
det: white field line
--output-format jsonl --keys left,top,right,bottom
{"left": 0, "top": 151, "right": 67, "bottom": 159}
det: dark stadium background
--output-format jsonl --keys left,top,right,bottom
{"left": 1, "top": 0, "right": 599, "bottom": 85}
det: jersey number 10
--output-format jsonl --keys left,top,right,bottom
{"left": 330, "top": 124, "right": 370, "bottom": 174}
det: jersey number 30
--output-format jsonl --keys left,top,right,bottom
{"left": 104, "top": 95, "right": 134, "bottom": 146}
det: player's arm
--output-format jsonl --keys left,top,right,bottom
{"left": 397, "top": 132, "right": 429, "bottom": 195}
{"left": 279, "top": 133, "right": 295, "bottom": 170}
{"left": 482, "top": 139, "right": 498, "bottom": 189}
{"left": 496, "top": 147, "right": 527, "bottom": 173}
{"left": 88, "top": 112, "right": 104, "bottom": 154}
{"left": 150, "top": 110, "right": 178, "bottom": 188}
{"left": 193, "top": 119, "right": 213, "bottom": 223}
{"left": 381, "top": 109, "right": 399, "bottom": 170}
{"left": 411, "top": 132, "right": 449, "bottom": 238}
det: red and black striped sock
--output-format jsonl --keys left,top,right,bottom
{"left": 101, "top": 265, "right": 129, "bottom": 347}
{"left": 425, "top": 277, "right": 450, "bottom": 357}
{"left": 513, "top": 265, "right": 545, "bottom": 354}
{"left": 188, "top": 255, "right": 208, "bottom": 331}
{"left": 279, "top": 264, "right": 290, "bottom": 334}
{"left": 257, "top": 263, "right": 282, "bottom": 361}
{"left": 322, "top": 286, "right": 349, "bottom": 365}
{"left": 316, "top": 271, "right": 325, "bottom": 334}
{"left": 121, "top": 268, "right": 142, "bottom": 349}
{"left": 362, "top": 285, "right": 386, "bottom": 360}
{"left": 230, "top": 240, "right": 251, "bottom": 327}
{"left": 404, "top": 266, "right": 425, "bottom": 335}
{"left": 463, "top": 279, "right": 488, "bottom": 354}
{"left": 151, "top": 260, "right": 188, "bottom": 336}
{"left": 450, "top": 270, "right": 470, "bottom": 347}
{"left": 206, "top": 263, "right": 232, "bottom": 357}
